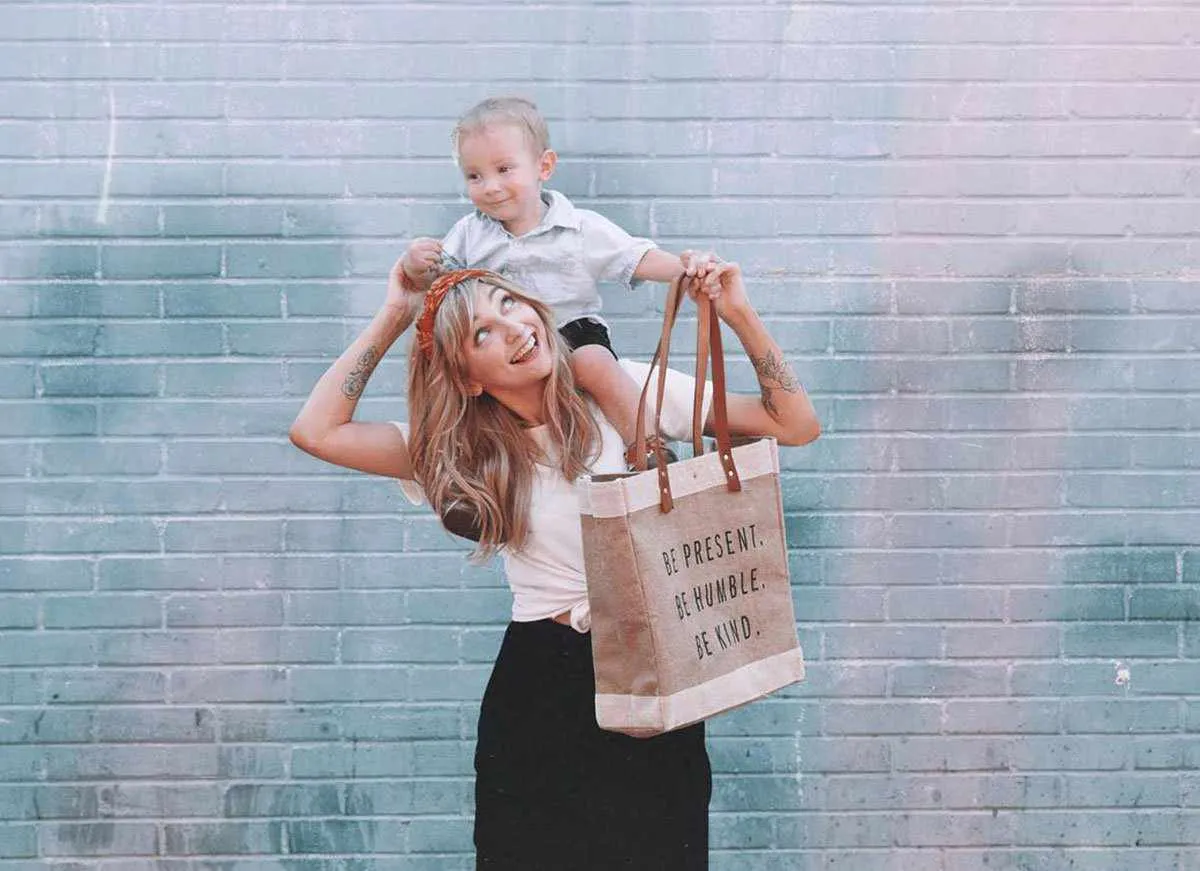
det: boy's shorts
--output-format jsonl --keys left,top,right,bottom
{"left": 558, "top": 316, "right": 617, "bottom": 360}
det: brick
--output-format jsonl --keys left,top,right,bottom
{"left": 163, "top": 519, "right": 282, "bottom": 553}
{"left": 169, "top": 668, "right": 288, "bottom": 703}
{"left": 892, "top": 737, "right": 1012, "bottom": 772}
{"left": 285, "top": 591, "right": 409, "bottom": 626}
{"left": 39, "top": 441, "right": 161, "bottom": 476}
{"left": 944, "top": 701, "right": 1061, "bottom": 735}
{"left": 162, "top": 821, "right": 283, "bottom": 855}
{"left": 291, "top": 743, "right": 415, "bottom": 779}
{"left": 220, "top": 706, "right": 342, "bottom": 743}
{"left": 164, "top": 362, "right": 285, "bottom": 397}
{"left": 98, "top": 783, "right": 222, "bottom": 819}
{"left": 221, "top": 555, "right": 339, "bottom": 590}
{"left": 0, "top": 559, "right": 90, "bottom": 592}
{"left": 99, "top": 557, "right": 222, "bottom": 591}
{"left": 0, "top": 322, "right": 98, "bottom": 356}
{"left": 0, "top": 671, "right": 44, "bottom": 705}
{"left": 1130, "top": 587, "right": 1200, "bottom": 621}
{"left": 823, "top": 551, "right": 941, "bottom": 586}
{"left": 223, "top": 784, "right": 342, "bottom": 818}
{"left": 94, "top": 322, "right": 223, "bottom": 356}
{"left": 0, "top": 362, "right": 35, "bottom": 397}
{"left": 825, "top": 702, "right": 941, "bottom": 735}
{"left": 0, "top": 402, "right": 97, "bottom": 436}
{"left": 166, "top": 593, "right": 283, "bottom": 628}
{"left": 346, "top": 780, "right": 470, "bottom": 816}
{"left": 341, "top": 627, "right": 460, "bottom": 664}
{"left": 1059, "top": 549, "right": 1178, "bottom": 585}
{"left": 0, "top": 633, "right": 95, "bottom": 667}
{"left": 290, "top": 667, "right": 411, "bottom": 703}
{"left": 0, "top": 709, "right": 93, "bottom": 744}
{"left": 790, "top": 663, "right": 888, "bottom": 699}
{"left": 0, "top": 443, "right": 31, "bottom": 476}
{"left": 1062, "top": 623, "right": 1178, "bottom": 658}
{"left": 792, "top": 586, "right": 885, "bottom": 622}
{"left": 93, "top": 708, "right": 216, "bottom": 743}
{"left": 341, "top": 705, "right": 462, "bottom": 742}
{"left": 22, "top": 480, "right": 221, "bottom": 516}
{"left": 1063, "top": 700, "right": 1181, "bottom": 734}
{"left": 944, "top": 625, "right": 1060, "bottom": 658}
{"left": 100, "top": 244, "right": 221, "bottom": 279}
{"left": 218, "top": 628, "right": 337, "bottom": 664}
{"left": 4, "top": 786, "right": 98, "bottom": 820}
{"left": 0, "top": 595, "right": 37, "bottom": 628}
{"left": 1011, "top": 663, "right": 1134, "bottom": 697}
{"left": 45, "top": 669, "right": 164, "bottom": 703}
{"left": 824, "top": 626, "right": 941, "bottom": 659}
{"left": 40, "top": 822, "right": 158, "bottom": 857}
{"left": 1012, "top": 434, "right": 1132, "bottom": 470}
{"left": 889, "top": 587, "right": 1006, "bottom": 622}
{"left": 283, "top": 517, "right": 409, "bottom": 552}
{"left": 44, "top": 594, "right": 161, "bottom": 629}
{"left": 1128, "top": 663, "right": 1200, "bottom": 696}
{"left": 891, "top": 664, "right": 1009, "bottom": 698}
{"left": 99, "top": 633, "right": 210, "bottom": 667}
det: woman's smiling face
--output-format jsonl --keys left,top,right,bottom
{"left": 461, "top": 281, "right": 555, "bottom": 406}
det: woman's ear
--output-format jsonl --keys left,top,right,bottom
{"left": 538, "top": 149, "right": 557, "bottom": 182}
{"left": 465, "top": 381, "right": 484, "bottom": 398}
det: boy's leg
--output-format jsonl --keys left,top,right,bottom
{"left": 560, "top": 318, "right": 676, "bottom": 469}
{"left": 570, "top": 345, "right": 642, "bottom": 448}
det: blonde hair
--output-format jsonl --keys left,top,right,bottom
{"left": 407, "top": 273, "right": 598, "bottom": 561}
{"left": 452, "top": 96, "right": 551, "bottom": 161}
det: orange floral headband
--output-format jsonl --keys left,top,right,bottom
{"left": 415, "top": 268, "right": 499, "bottom": 360}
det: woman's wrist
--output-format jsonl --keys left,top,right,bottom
{"left": 379, "top": 300, "right": 417, "bottom": 331}
{"left": 720, "top": 301, "right": 759, "bottom": 333}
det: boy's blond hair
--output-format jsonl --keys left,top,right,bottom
{"left": 452, "top": 96, "right": 551, "bottom": 161}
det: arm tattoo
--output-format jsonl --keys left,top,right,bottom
{"left": 749, "top": 350, "right": 800, "bottom": 417}
{"left": 341, "top": 346, "right": 380, "bottom": 399}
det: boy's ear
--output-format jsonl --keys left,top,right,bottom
{"left": 538, "top": 149, "right": 557, "bottom": 182}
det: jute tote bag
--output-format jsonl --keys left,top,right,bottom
{"left": 579, "top": 277, "right": 805, "bottom": 737}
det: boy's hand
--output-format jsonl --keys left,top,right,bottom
{"left": 689, "top": 260, "right": 749, "bottom": 320}
{"left": 386, "top": 255, "right": 426, "bottom": 316}
{"left": 401, "top": 238, "right": 444, "bottom": 287}
{"left": 680, "top": 250, "right": 724, "bottom": 297}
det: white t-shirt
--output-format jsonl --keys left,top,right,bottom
{"left": 393, "top": 359, "right": 713, "bottom": 633}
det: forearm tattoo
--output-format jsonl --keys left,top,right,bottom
{"left": 341, "top": 346, "right": 380, "bottom": 399}
{"left": 749, "top": 350, "right": 800, "bottom": 417}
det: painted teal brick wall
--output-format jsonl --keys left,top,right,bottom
{"left": 2, "top": 1, "right": 1199, "bottom": 868}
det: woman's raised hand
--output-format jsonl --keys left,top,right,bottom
{"left": 386, "top": 253, "right": 429, "bottom": 315}
{"left": 393, "top": 237, "right": 443, "bottom": 299}
{"left": 687, "top": 259, "right": 749, "bottom": 321}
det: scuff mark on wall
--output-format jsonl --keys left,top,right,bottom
{"left": 95, "top": 8, "right": 118, "bottom": 224}
{"left": 1113, "top": 660, "right": 1131, "bottom": 687}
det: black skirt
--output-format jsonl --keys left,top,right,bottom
{"left": 474, "top": 619, "right": 712, "bottom": 871}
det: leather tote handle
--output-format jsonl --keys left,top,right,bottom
{"left": 631, "top": 276, "right": 741, "bottom": 512}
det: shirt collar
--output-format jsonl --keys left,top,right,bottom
{"left": 478, "top": 189, "right": 581, "bottom": 237}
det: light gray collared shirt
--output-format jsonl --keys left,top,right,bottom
{"left": 442, "top": 189, "right": 656, "bottom": 328}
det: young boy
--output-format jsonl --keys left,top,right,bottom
{"left": 400, "top": 96, "right": 713, "bottom": 467}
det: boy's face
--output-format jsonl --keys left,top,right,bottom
{"left": 457, "top": 124, "right": 556, "bottom": 236}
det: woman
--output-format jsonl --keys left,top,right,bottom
{"left": 290, "top": 256, "right": 820, "bottom": 870}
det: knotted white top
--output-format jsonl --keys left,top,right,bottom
{"left": 393, "top": 359, "right": 712, "bottom": 633}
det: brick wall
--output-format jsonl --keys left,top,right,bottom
{"left": 2, "top": 2, "right": 1198, "bottom": 869}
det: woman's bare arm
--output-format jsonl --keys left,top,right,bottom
{"left": 289, "top": 260, "right": 421, "bottom": 479}
{"left": 697, "top": 264, "right": 821, "bottom": 447}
